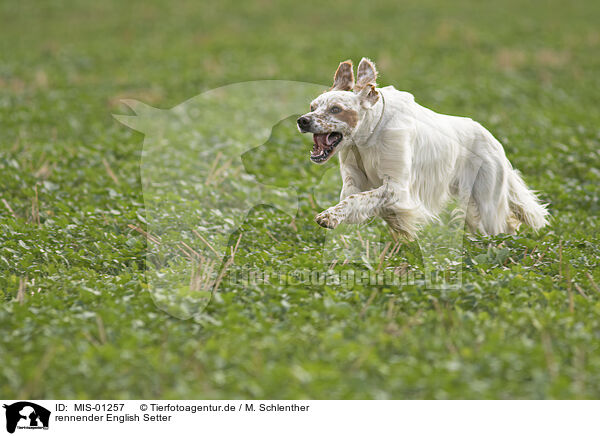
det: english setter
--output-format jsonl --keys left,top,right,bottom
{"left": 297, "top": 58, "right": 549, "bottom": 238}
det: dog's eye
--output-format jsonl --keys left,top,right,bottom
{"left": 330, "top": 106, "right": 342, "bottom": 114}
{"left": 310, "top": 104, "right": 316, "bottom": 112}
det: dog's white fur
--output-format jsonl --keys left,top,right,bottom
{"left": 298, "top": 58, "right": 549, "bottom": 238}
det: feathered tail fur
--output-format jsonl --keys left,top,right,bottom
{"left": 507, "top": 168, "right": 549, "bottom": 230}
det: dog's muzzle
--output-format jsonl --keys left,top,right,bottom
{"left": 297, "top": 116, "right": 343, "bottom": 163}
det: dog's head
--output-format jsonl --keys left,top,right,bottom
{"left": 297, "top": 57, "right": 380, "bottom": 164}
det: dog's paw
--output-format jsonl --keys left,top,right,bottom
{"left": 315, "top": 208, "right": 343, "bottom": 229}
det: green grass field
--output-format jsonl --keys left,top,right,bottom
{"left": 1, "top": 0, "right": 600, "bottom": 399}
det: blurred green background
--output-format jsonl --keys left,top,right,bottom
{"left": 1, "top": 0, "right": 599, "bottom": 398}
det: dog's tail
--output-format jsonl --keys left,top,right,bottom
{"left": 507, "top": 168, "right": 549, "bottom": 230}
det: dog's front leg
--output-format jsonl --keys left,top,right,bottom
{"left": 317, "top": 128, "right": 415, "bottom": 230}
{"left": 340, "top": 179, "right": 363, "bottom": 200}
{"left": 316, "top": 180, "right": 405, "bottom": 229}
{"left": 315, "top": 150, "right": 369, "bottom": 228}
{"left": 338, "top": 150, "right": 368, "bottom": 200}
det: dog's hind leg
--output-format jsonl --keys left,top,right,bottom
{"left": 464, "top": 198, "right": 483, "bottom": 234}
{"left": 470, "top": 165, "right": 507, "bottom": 235}
{"left": 453, "top": 148, "right": 487, "bottom": 234}
{"left": 467, "top": 127, "right": 548, "bottom": 235}
{"left": 471, "top": 158, "right": 548, "bottom": 235}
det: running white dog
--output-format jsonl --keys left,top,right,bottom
{"left": 297, "top": 58, "right": 549, "bottom": 238}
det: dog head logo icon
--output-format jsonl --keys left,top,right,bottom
{"left": 3, "top": 402, "right": 50, "bottom": 433}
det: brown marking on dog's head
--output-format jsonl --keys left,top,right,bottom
{"left": 331, "top": 60, "right": 354, "bottom": 91}
{"left": 353, "top": 58, "right": 380, "bottom": 107}
{"left": 355, "top": 57, "right": 378, "bottom": 90}
{"left": 333, "top": 108, "right": 358, "bottom": 128}
{"left": 358, "top": 83, "right": 380, "bottom": 107}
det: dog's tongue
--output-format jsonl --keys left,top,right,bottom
{"left": 313, "top": 133, "right": 335, "bottom": 148}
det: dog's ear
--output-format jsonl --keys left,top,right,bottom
{"left": 331, "top": 60, "right": 354, "bottom": 91}
{"left": 355, "top": 57, "right": 378, "bottom": 90}
{"left": 357, "top": 83, "right": 380, "bottom": 108}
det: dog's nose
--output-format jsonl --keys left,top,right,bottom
{"left": 297, "top": 116, "right": 311, "bottom": 130}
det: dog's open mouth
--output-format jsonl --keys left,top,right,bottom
{"left": 311, "top": 132, "right": 343, "bottom": 163}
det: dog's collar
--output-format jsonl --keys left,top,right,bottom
{"left": 349, "top": 91, "right": 385, "bottom": 175}
{"left": 366, "top": 90, "right": 386, "bottom": 142}
{"left": 353, "top": 90, "right": 386, "bottom": 146}
{"left": 348, "top": 90, "right": 385, "bottom": 175}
